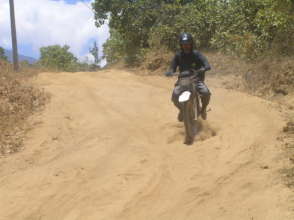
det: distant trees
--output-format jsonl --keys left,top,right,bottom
{"left": 0, "top": 47, "right": 7, "bottom": 61}
{"left": 1, "top": 44, "right": 102, "bottom": 72}
{"left": 39, "top": 44, "right": 101, "bottom": 72}
{"left": 39, "top": 45, "right": 78, "bottom": 71}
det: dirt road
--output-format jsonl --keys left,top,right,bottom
{"left": 0, "top": 69, "right": 292, "bottom": 220}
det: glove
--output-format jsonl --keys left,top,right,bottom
{"left": 196, "top": 67, "right": 205, "bottom": 75}
{"left": 165, "top": 71, "right": 174, "bottom": 77}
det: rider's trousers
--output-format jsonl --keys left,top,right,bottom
{"left": 171, "top": 80, "right": 211, "bottom": 111}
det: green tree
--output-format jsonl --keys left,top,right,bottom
{"left": 93, "top": 0, "right": 294, "bottom": 63}
{"left": 92, "top": 0, "right": 172, "bottom": 64}
{"left": 103, "top": 28, "right": 125, "bottom": 64}
{"left": 39, "top": 45, "right": 78, "bottom": 71}
{"left": 0, "top": 47, "right": 7, "bottom": 61}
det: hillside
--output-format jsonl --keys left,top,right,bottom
{"left": 4, "top": 49, "right": 37, "bottom": 64}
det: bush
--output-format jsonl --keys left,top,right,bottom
{"left": 0, "top": 60, "right": 48, "bottom": 154}
{"left": 39, "top": 45, "right": 78, "bottom": 71}
{"left": 0, "top": 47, "right": 7, "bottom": 61}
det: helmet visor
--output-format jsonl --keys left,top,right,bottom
{"left": 181, "top": 43, "right": 192, "bottom": 50}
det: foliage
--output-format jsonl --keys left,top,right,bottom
{"left": 0, "top": 60, "right": 48, "bottom": 155}
{"left": 0, "top": 47, "right": 7, "bottom": 61}
{"left": 103, "top": 28, "right": 145, "bottom": 65}
{"left": 93, "top": 0, "right": 161, "bottom": 64}
{"left": 93, "top": 0, "right": 294, "bottom": 64}
{"left": 39, "top": 45, "right": 78, "bottom": 71}
{"left": 103, "top": 29, "right": 124, "bottom": 64}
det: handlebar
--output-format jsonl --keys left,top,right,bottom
{"left": 166, "top": 69, "right": 203, "bottom": 77}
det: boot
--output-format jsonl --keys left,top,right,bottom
{"left": 200, "top": 95, "right": 210, "bottom": 120}
{"left": 200, "top": 107, "right": 207, "bottom": 120}
{"left": 172, "top": 97, "right": 183, "bottom": 122}
{"left": 178, "top": 110, "right": 183, "bottom": 122}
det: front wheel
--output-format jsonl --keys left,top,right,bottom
{"left": 183, "top": 100, "right": 196, "bottom": 144}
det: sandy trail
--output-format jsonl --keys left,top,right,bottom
{"left": 0, "top": 69, "right": 292, "bottom": 220}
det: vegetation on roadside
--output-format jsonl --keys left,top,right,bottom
{"left": 0, "top": 60, "right": 48, "bottom": 155}
{"left": 93, "top": 0, "right": 294, "bottom": 64}
{"left": 0, "top": 47, "right": 8, "bottom": 61}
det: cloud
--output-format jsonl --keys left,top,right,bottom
{"left": 0, "top": 0, "right": 109, "bottom": 61}
{"left": 83, "top": 52, "right": 107, "bottom": 66}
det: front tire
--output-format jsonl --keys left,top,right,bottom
{"left": 183, "top": 100, "right": 196, "bottom": 144}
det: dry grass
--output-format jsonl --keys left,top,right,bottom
{"left": 137, "top": 48, "right": 174, "bottom": 75}
{"left": 139, "top": 49, "right": 294, "bottom": 97}
{"left": 244, "top": 57, "right": 294, "bottom": 96}
{"left": 0, "top": 61, "right": 48, "bottom": 155}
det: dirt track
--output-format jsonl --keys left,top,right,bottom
{"left": 0, "top": 69, "right": 292, "bottom": 220}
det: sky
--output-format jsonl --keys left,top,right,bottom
{"left": 0, "top": 0, "right": 109, "bottom": 64}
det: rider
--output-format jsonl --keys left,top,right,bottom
{"left": 165, "top": 32, "right": 211, "bottom": 121}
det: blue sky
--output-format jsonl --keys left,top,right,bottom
{"left": 0, "top": 0, "right": 109, "bottom": 63}
{"left": 62, "top": 0, "right": 89, "bottom": 4}
{"left": 55, "top": 0, "right": 91, "bottom": 5}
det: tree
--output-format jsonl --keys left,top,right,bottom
{"left": 0, "top": 47, "right": 7, "bottom": 61}
{"left": 39, "top": 45, "right": 78, "bottom": 71}
{"left": 89, "top": 41, "right": 100, "bottom": 64}
{"left": 93, "top": 0, "right": 294, "bottom": 64}
{"left": 103, "top": 28, "right": 126, "bottom": 64}
{"left": 92, "top": 0, "right": 176, "bottom": 64}
{"left": 92, "top": 1, "right": 163, "bottom": 47}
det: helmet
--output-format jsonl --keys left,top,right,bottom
{"left": 179, "top": 32, "right": 193, "bottom": 45}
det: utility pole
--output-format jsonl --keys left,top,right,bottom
{"left": 9, "top": 0, "right": 19, "bottom": 71}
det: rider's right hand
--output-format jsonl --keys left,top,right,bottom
{"left": 165, "top": 71, "right": 174, "bottom": 77}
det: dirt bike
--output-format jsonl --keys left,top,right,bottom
{"left": 177, "top": 70, "right": 201, "bottom": 145}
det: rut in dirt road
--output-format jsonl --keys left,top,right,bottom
{"left": 0, "top": 69, "right": 292, "bottom": 220}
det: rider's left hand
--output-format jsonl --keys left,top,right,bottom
{"left": 196, "top": 67, "right": 205, "bottom": 75}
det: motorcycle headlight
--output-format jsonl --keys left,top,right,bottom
{"left": 179, "top": 91, "right": 191, "bottom": 103}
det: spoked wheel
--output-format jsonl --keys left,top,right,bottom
{"left": 183, "top": 99, "right": 197, "bottom": 145}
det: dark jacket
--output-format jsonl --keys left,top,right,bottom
{"left": 170, "top": 50, "right": 211, "bottom": 81}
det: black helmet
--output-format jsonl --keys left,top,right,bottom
{"left": 179, "top": 32, "right": 193, "bottom": 45}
